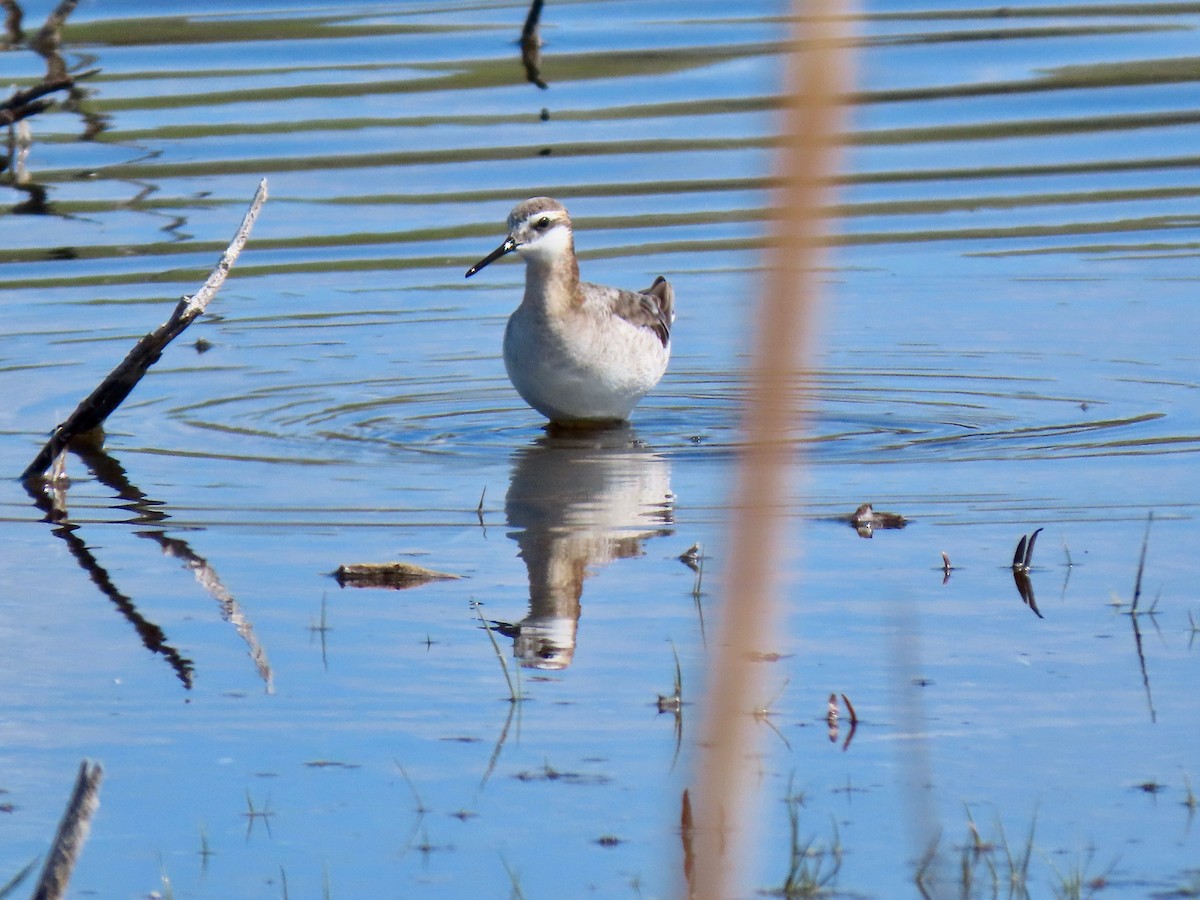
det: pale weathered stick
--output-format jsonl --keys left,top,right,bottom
{"left": 688, "top": 6, "right": 851, "bottom": 898}
{"left": 31, "top": 759, "right": 104, "bottom": 900}
{"left": 21, "top": 178, "right": 269, "bottom": 483}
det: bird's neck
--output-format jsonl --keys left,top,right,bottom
{"left": 522, "top": 242, "right": 581, "bottom": 315}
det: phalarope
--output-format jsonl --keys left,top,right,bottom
{"left": 465, "top": 197, "right": 674, "bottom": 426}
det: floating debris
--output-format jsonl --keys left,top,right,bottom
{"left": 940, "top": 551, "right": 954, "bottom": 584}
{"left": 334, "top": 562, "right": 461, "bottom": 589}
{"left": 826, "top": 693, "right": 858, "bottom": 751}
{"left": 678, "top": 542, "right": 702, "bottom": 571}
{"left": 1011, "top": 527, "right": 1045, "bottom": 618}
{"left": 748, "top": 651, "right": 789, "bottom": 663}
{"left": 1012, "top": 527, "right": 1043, "bottom": 572}
{"left": 513, "top": 763, "right": 610, "bottom": 786}
{"left": 840, "top": 693, "right": 858, "bottom": 726}
{"left": 657, "top": 693, "right": 682, "bottom": 714}
{"left": 847, "top": 502, "right": 907, "bottom": 538}
{"left": 657, "top": 641, "right": 683, "bottom": 714}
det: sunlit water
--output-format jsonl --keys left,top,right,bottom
{"left": 1, "top": 1, "right": 1198, "bottom": 897}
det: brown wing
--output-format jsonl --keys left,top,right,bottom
{"left": 600, "top": 275, "right": 673, "bottom": 348}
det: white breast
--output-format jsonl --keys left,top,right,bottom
{"left": 503, "top": 307, "right": 669, "bottom": 424}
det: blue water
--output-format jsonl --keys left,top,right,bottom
{"left": 1, "top": 1, "right": 1198, "bottom": 897}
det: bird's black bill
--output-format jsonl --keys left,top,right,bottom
{"left": 465, "top": 237, "right": 516, "bottom": 278}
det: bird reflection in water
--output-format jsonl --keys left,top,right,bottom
{"left": 496, "top": 426, "right": 674, "bottom": 669}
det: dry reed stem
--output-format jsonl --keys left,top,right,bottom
{"left": 688, "top": 5, "right": 852, "bottom": 898}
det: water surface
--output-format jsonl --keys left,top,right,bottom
{"left": 1, "top": 1, "right": 1198, "bottom": 897}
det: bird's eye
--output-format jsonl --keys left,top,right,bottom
{"left": 534, "top": 217, "right": 551, "bottom": 230}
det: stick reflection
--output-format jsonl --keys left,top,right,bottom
{"left": 26, "top": 444, "right": 273, "bottom": 691}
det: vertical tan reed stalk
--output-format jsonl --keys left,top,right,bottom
{"left": 688, "top": 5, "right": 852, "bottom": 898}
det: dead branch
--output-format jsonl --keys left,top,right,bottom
{"left": 21, "top": 178, "right": 268, "bottom": 483}
{"left": 31, "top": 760, "right": 103, "bottom": 900}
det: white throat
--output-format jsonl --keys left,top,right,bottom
{"left": 516, "top": 225, "right": 573, "bottom": 267}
